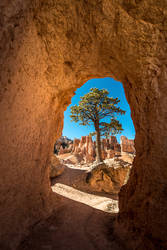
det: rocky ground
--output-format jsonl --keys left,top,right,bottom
{"left": 18, "top": 196, "right": 124, "bottom": 250}
{"left": 51, "top": 156, "right": 132, "bottom": 199}
{"left": 52, "top": 183, "right": 118, "bottom": 213}
{"left": 18, "top": 157, "right": 133, "bottom": 250}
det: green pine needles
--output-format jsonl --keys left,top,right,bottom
{"left": 70, "top": 88, "right": 125, "bottom": 162}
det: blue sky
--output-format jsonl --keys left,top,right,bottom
{"left": 63, "top": 77, "right": 135, "bottom": 143}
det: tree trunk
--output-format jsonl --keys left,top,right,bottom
{"left": 95, "top": 120, "right": 103, "bottom": 163}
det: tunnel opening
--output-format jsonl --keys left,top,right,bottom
{"left": 1, "top": 1, "right": 167, "bottom": 249}
{"left": 50, "top": 77, "right": 136, "bottom": 214}
{"left": 17, "top": 77, "right": 136, "bottom": 250}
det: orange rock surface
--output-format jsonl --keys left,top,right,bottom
{"left": 0, "top": 0, "right": 167, "bottom": 249}
{"left": 58, "top": 135, "right": 122, "bottom": 163}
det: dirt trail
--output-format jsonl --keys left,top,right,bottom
{"left": 18, "top": 196, "right": 124, "bottom": 250}
{"left": 52, "top": 183, "right": 118, "bottom": 213}
{"left": 51, "top": 165, "right": 118, "bottom": 200}
{"left": 18, "top": 166, "right": 124, "bottom": 250}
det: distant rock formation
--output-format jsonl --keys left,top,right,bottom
{"left": 72, "top": 136, "right": 96, "bottom": 163}
{"left": 101, "top": 136, "right": 121, "bottom": 159}
{"left": 55, "top": 135, "right": 135, "bottom": 164}
{"left": 120, "top": 136, "right": 135, "bottom": 154}
{"left": 54, "top": 136, "right": 73, "bottom": 154}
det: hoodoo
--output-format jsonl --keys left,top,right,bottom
{"left": 0, "top": 1, "right": 167, "bottom": 249}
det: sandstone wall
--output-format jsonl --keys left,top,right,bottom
{"left": 120, "top": 136, "right": 135, "bottom": 154}
{"left": 0, "top": 0, "right": 167, "bottom": 249}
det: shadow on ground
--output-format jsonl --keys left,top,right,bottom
{"left": 17, "top": 194, "right": 124, "bottom": 250}
{"left": 18, "top": 165, "right": 126, "bottom": 250}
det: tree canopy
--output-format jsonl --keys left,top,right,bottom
{"left": 70, "top": 88, "right": 125, "bottom": 162}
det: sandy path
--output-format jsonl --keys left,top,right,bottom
{"left": 51, "top": 165, "right": 118, "bottom": 200}
{"left": 52, "top": 183, "right": 118, "bottom": 213}
{"left": 18, "top": 166, "right": 124, "bottom": 250}
{"left": 18, "top": 195, "right": 123, "bottom": 250}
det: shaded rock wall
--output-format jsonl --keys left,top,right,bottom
{"left": 0, "top": 0, "right": 167, "bottom": 249}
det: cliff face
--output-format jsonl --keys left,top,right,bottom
{"left": 120, "top": 136, "right": 135, "bottom": 154}
{"left": 0, "top": 0, "right": 167, "bottom": 249}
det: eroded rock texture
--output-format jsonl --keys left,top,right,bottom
{"left": 120, "top": 136, "right": 135, "bottom": 154}
{"left": 50, "top": 155, "right": 65, "bottom": 178}
{"left": 57, "top": 135, "right": 122, "bottom": 163}
{"left": 0, "top": 0, "right": 167, "bottom": 249}
{"left": 87, "top": 161, "right": 131, "bottom": 195}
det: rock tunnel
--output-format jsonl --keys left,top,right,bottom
{"left": 0, "top": 0, "right": 167, "bottom": 249}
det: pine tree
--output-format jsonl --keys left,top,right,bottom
{"left": 70, "top": 88, "right": 125, "bottom": 163}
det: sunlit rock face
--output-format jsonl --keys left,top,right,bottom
{"left": 57, "top": 135, "right": 122, "bottom": 163}
{"left": 120, "top": 136, "right": 135, "bottom": 154}
{"left": 0, "top": 0, "right": 167, "bottom": 249}
{"left": 50, "top": 155, "right": 65, "bottom": 178}
{"left": 86, "top": 161, "right": 131, "bottom": 195}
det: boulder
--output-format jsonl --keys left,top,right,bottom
{"left": 86, "top": 160, "right": 131, "bottom": 194}
{"left": 50, "top": 155, "right": 65, "bottom": 178}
